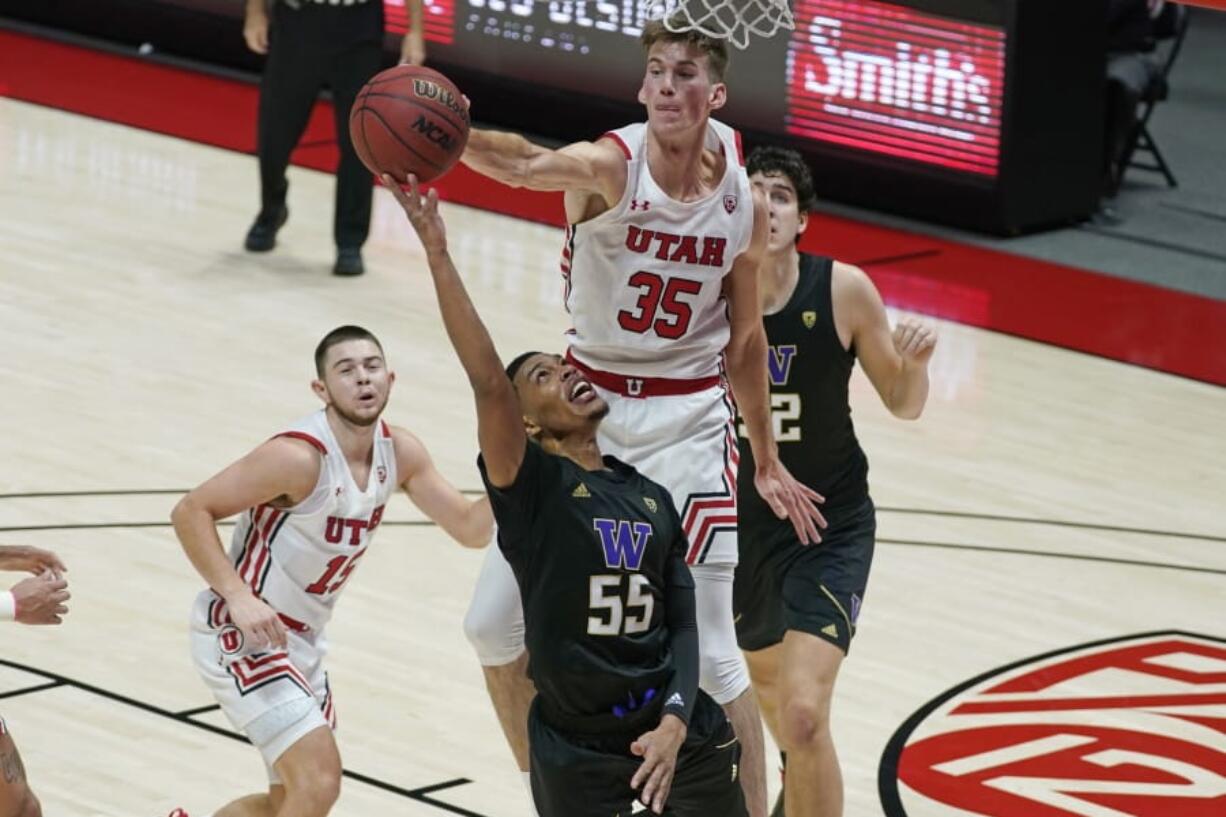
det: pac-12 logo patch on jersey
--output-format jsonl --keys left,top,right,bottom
{"left": 644, "top": 497, "right": 658, "bottom": 513}
{"left": 724, "top": 194, "right": 738, "bottom": 214}
{"left": 880, "top": 631, "right": 1226, "bottom": 817}
{"left": 802, "top": 310, "right": 817, "bottom": 329}
{"left": 377, "top": 465, "right": 387, "bottom": 484}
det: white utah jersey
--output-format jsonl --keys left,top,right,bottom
{"left": 214, "top": 410, "right": 398, "bottom": 635}
{"left": 561, "top": 118, "right": 755, "bottom": 379}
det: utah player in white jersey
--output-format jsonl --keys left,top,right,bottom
{"left": 456, "top": 18, "right": 824, "bottom": 817}
{"left": 1, "top": 544, "right": 69, "bottom": 817}
{"left": 169, "top": 326, "right": 492, "bottom": 817}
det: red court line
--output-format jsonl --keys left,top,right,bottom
{"left": 2, "top": 29, "right": 1222, "bottom": 385}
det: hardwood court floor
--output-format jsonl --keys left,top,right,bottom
{"left": 1, "top": 99, "right": 1223, "bottom": 817}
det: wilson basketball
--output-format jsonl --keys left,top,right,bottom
{"left": 349, "top": 65, "right": 470, "bottom": 183}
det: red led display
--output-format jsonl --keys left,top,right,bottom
{"left": 384, "top": 0, "right": 455, "bottom": 45}
{"left": 787, "top": 0, "right": 1006, "bottom": 177}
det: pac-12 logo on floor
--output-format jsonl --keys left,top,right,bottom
{"left": 879, "top": 631, "right": 1226, "bottom": 816}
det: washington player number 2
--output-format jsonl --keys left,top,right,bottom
{"left": 618, "top": 272, "right": 702, "bottom": 339}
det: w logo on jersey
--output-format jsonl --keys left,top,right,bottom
{"left": 767, "top": 345, "right": 798, "bottom": 386}
{"left": 593, "top": 519, "right": 653, "bottom": 570}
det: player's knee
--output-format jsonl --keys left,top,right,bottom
{"left": 288, "top": 762, "right": 341, "bottom": 810}
{"left": 700, "top": 649, "right": 751, "bottom": 705}
{"left": 462, "top": 601, "right": 524, "bottom": 666}
{"left": 779, "top": 689, "right": 833, "bottom": 749}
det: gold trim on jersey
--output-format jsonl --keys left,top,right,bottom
{"left": 819, "top": 583, "right": 852, "bottom": 637}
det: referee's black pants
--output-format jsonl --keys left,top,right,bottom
{"left": 258, "top": 0, "right": 384, "bottom": 250}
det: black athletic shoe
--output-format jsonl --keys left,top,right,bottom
{"left": 243, "top": 206, "right": 288, "bottom": 252}
{"left": 333, "top": 247, "right": 364, "bottom": 277}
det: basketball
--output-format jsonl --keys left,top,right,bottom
{"left": 349, "top": 65, "right": 470, "bottom": 183}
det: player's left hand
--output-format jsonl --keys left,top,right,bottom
{"left": 892, "top": 317, "right": 938, "bottom": 367}
{"left": 0, "top": 545, "right": 66, "bottom": 578}
{"left": 383, "top": 173, "right": 448, "bottom": 254}
{"left": 630, "top": 714, "right": 688, "bottom": 814}
{"left": 754, "top": 457, "right": 827, "bottom": 545}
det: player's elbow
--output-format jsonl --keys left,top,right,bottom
{"left": 170, "top": 492, "right": 213, "bottom": 528}
{"left": 891, "top": 404, "right": 924, "bottom": 421}
{"left": 169, "top": 494, "right": 194, "bottom": 526}
{"left": 887, "top": 393, "right": 925, "bottom": 421}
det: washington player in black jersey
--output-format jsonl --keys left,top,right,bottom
{"left": 735, "top": 148, "right": 937, "bottom": 817}
{"left": 386, "top": 172, "right": 747, "bottom": 817}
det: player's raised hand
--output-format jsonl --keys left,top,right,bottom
{"left": 754, "top": 457, "right": 827, "bottom": 545}
{"left": 630, "top": 714, "right": 687, "bottom": 814}
{"left": 11, "top": 571, "right": 70, "bottom": 625}
{"left": 0, "top": 544, "right": 67, "bottom": 577}
{"left": 892, "top": 317, "right": 938, "bottom": 367}
{"left": 400, "top": 29, "right": 427, "bottom": 66}
{"left": 225, "top": 587, "right": 287, "bottom": 651}
{"left": 383, "top": 173, "right": 448, "bottom": 254}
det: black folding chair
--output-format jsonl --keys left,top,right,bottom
{"left": 1121, "top": 2, "right": 1190, "bottom": 188}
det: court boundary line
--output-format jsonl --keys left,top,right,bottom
{"left": 0, "top": 657, "right": 489, "bottom": 817}
{"left": 0, "top": 489, "right": 1222, "bottom": 544}
{"left": 1, "top": 521, "right": 1221, "bottom": 575}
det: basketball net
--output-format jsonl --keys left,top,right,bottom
{"left": 658, "top": 0, "right": 795, "bottom": 50}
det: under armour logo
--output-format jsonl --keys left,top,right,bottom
{"left": 625, "top": 377, "right": 644, "bottom": 396}
{"left": 630, "top": 199, "right": 651, "bottom": 211}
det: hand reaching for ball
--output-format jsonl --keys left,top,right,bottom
{"left": 384, "top": 174, "right": 448, "bottom": 255}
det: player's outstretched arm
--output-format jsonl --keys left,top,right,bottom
{"left": 837, "top": 262, "right": 936, "bottom": 420}
{"left": 724, "top": 192, "right": 826, "bottom": 544}
{"left": 0, "top": 545, "right": 66, "bottom": 577}
{"left": 462, "top": 129, "right": 626, "bottom": 197}
{"left": 391, "top": 425, "right": 493, "bottom": 548}
{"left": 400, "top": 0, "right": 426, "bottom": 65}
{"left": 384, "top": 173, "right": 526, "bottom": 489}
{"left": 170, "top": 437, "right": 320, "bottom": 650}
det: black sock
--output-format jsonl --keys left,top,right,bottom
{"left": 780, "top": 750, "right": 787, "bottom": 769}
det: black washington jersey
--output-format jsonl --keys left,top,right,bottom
{"left": 479, "top": 441, "right": 695, "bottom": 731}
{"left": 738, "top": 254, "right": 870, "bottom": 537}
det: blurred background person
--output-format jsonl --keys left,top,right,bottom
{"left": 241, "top": 0, "right": 425, "bottom": 276}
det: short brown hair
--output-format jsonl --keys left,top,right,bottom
{"left": 314, "top": 325, "right": 384, "bottom": 377}
{"left": 640, "top": 16, "right": 730, "bottom": 83}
